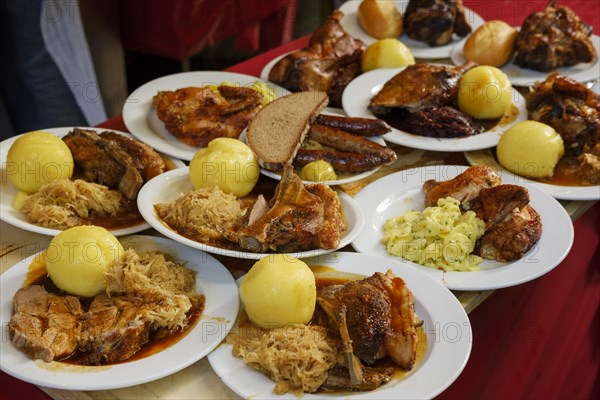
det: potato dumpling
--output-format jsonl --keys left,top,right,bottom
{"left": 497, "top": 121, "right": 564, "bottom": 179}
{"left": 361, "top": 38, "right": 415, "bottom": 72}
{"left": 458, "top": 66, "right": 512, "bottom": 119}
{"left": 299, "top": 160, "right": 337, "bottom": 181}
{"left": 6, "top": 131, "right": 74, "bottom": 193}
{"left": 189, "top": 138, "right": 259, "bottom": 197}
{"left": 240, "top": 255, "right": 316, "bottom": 329}
{"left": 463, "top": 20, "right": 518, "bottom": 67}
{"left": 45, "top": 226, "right": 124, "bottom": 297}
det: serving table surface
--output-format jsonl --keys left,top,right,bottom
{"left": 1, "top": 1, "right": 599, "bottom": 399}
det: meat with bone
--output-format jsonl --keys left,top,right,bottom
{"left": 62, "top": 128, "right": 144, "bottom": 200}
{"left": 369, "top": 61, "right": 477, "bottom": 115}
{"left": 315, "top": 114, "right": 391, "bottom": 136}
{"left": 316, "top": 271, "right": 421, "bottom": 390}
{"left": 9, "top": 285, "right": 83, "bottom": 362}
{"left": 231, "top": 166, "right": 345, "bottom": 253}
{"left": 423, "top": 166, "right": 542, "bottom": 262}
{"left": 404, "top": 0, "right": 472, "bottom": 46}
{"left": 514, "top": 0, "right": 596, "bottom": 71}
{"left": 268, "top": 10, "right": 365, "bottom": 107}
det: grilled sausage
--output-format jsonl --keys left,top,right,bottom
{"left": 307, "top": 124, "right": 397, "bottom": 164}
{"left": 294, "top": 149, "right": 384, "bottom": 173}
{"left": 315, "top": 115, "right": 392, "bottom": 136}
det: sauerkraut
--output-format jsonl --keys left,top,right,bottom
{"left": 20, "top": 179, "right": 122, "bottom": 229}
{"left": 155, "top": 186, "right": 246, "bottom": 247}
{"left": 382, "top": 197, "right": 486, "bottom": 271}
{"left": 226, "top": 323, "right": 337, "bottom": 394}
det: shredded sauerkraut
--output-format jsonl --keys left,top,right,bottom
{"left": 155, "top": 186, "right": 246, "bottom": 246}
{"left": 382, "top": 196, "right": 486, "bottom": 271}
{"left": 20, "top": 179, "right": 122, "bottom": 229}
{"left": 227, "top": 323, "right": 337, "bottom": 394}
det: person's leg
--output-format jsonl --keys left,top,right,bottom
{"left": 0, "top": 0, "right": 87, "bottom": 140}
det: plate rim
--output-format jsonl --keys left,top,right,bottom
{"left": 207, "top": 251, "right": 472, "bottom": 400}
{"left": 0, "top": 127, "right": 185, "bottom": 236}
{"left": 136, "top": 167, "right": 366, "bottom": 260}
{"left": 350, "top": 165, "right": 575, "bottom": 290}
{"left": 450, "top": 34, "right": 600, "bottom": 86}
{"left": 122, "top": 70, "right": 291, "bottom": 161}
{"left": 464, "top": 149, "right": 600, "bottom": 201}
{"left": 338, "top": 0, "right": 485, "bottom": 59}
{"left": 341, "top": 67, "right": 528, "bottom": 152}
{"left": 0, "top": 234, "right": 239, "bottom": 391}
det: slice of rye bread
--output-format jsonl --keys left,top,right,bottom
{"left": 246, "top": 91, "right": 328, "bottom": 171}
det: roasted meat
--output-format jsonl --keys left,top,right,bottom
{"left": 231, "top": 166, "right": 345, "bottom": 252}
{"left": 152, "top": 85, "right": 263, "bottom": 147}
{"left": 395, "top": 105, "right": 484, "bottom": 138}
{"left": 404, "top": 0, "right": 472, "bottom": 46}
{"left": 62, "top": 128, "right": 165, "bottom": 200}
{"left": 526, "top": 73, "right": 600, "bottom": 184}
{"left": 514, "top": 0, "right": 596, "bottom": 71}
{"left": 423, "top": 165, "right": 501, "bottom": 207}
{"left": 268, "top": 10, "right": 365, "bottom": 107}
{"left": 369, "top": 61, "right": 477, "bottom": 115}
{"left": 316, "top": 270, "right": 421, "bottom": 390}
{"left": 9, "top": 285, "right": 83, "bottom": 362}
{"left": 423, "top": 166, "right": 542, "bottom": 262}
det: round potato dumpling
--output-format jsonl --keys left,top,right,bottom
{"left": 497, "top": 121, "right": 564, "bottom": 179}
{"left": 361, "top": 38, "right": 415, "bottom": 72}
{"left": 299, "top": 160, "right": 337, "bottom": 182}
{"left": 458, "top": 66, "right": 512, "bottom": 119}
{"left": 463, "top": 20, "right": 518, "bottom": 67}
{"left": 189, "top": 138, "right": 259, "bottom": 197}
{"left": 240, "top": 255, "right": 316, "bottom": 329}
{"left": 45, "top": 226, "right": 124, "bottom": 297}
{"left": 6, "top": 131, "right": 74, "bottom": 193}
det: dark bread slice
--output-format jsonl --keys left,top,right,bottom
{"left": 246, "top": 91, "right": 328, "bottom": 171}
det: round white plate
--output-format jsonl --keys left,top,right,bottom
{"left": 338, "top": 0, "right": 485, "bottom": 59}
{"left": 464, "top": 149, "right": 600, "bottom": 201}
{"left": 122, "top": 71, "right": 291, "bottom": 161}
{"left": 259, "top": 51, "right": 347, "bottom": 115}
{"left": 450, "top": 35, "right": 600, "bottom": 86}
{"left": 342, "top": 67, "right": 527, "bottom": 152}
{"left": 0, "top": 235, "right": 239, "bottom": 391}
{"left": 0, "top": 127, "right": 185, "bottom": 237}
{"left": 208, "top": 251, "right": 472, "bottom": 399}
{"left": 239, "top": 130, "right": 387, "bottom": 186}
{"left": 351, "top": 165, "right": 574, "bottom": 291}
{"left": 137, "top": 167, "right": 365, "bottom": 259}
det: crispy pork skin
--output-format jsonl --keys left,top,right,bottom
{"left": 404, "top": 0, "right": 472, "bottom": 46}
{"left": 9, "top": 286, "right": 83, "bottom": 362}
{"left": 423, "top": 165, "right": 501, "bottom": 207}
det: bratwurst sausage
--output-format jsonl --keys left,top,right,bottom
{"left": 307, "top": 124, "right": 397, "bottom": 164}
{"left": 315, "top": 115, "right": 392, "bottom": 136}
{"left": 294, "top": 149, "right": 384, "bottom": 173}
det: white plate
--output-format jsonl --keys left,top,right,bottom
{"left": 351, "top": 165, "right": 574, "bottom": 290}
{"left": 450, "top": 35, "right": 600, "bottom": 86}
{"left": 0, "top": 127, "right": 185, "bottom": 237}
{"left": 259, "top": 52, "right": 346, "bottom": 115}
{"left": 137, "top": 167, "right": 365, "bottom": 259}
{"left": 239, "top": 130, "right": 387, "bottom": 186}
{"left": 208, "top": 251, "right": 472, "bottom": 399}
{"left": 464, "top": 149, "right": 600, "bottom": 201}
{"left": 338, "top": 0, "right": 485, "bottom": 59}
{"left": 122, "top": 71, "right": 291, "bottom": 161}
{"left": 0, "top": 235, "right": 239, "bottom": 391}
{"left": 342, "top": 67, "right": 527, "bottom": 152}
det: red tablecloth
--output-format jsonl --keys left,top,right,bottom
{"left": 2, "top": 1, "right": 599, "bottom": 399}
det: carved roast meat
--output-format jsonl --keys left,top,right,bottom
{"left": 231, "top": 166, "right": 346, "bottom": 253}
{"left": 404, "top": 0, "right": 472, "bottom": 46}
{"left": 316, "top": 271, "right": 422, "bottom": 391}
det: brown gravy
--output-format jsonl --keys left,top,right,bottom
{"left": 22, "top": 257, "right": 203, "bottom": 366}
